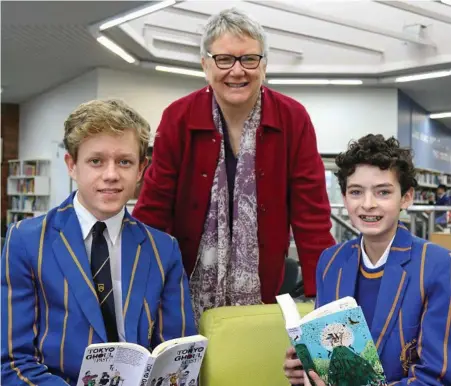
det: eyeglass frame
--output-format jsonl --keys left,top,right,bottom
{"left": 206, "top": 52, "right": 265, "bottom": 70}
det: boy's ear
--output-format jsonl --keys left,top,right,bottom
{"left": 401, "top": 187, "right": 414, "bottom": 209}
{"left": 137, "top": 158, "right": 149, "bottom": 181}
{"left": 64, "top": 153, "right": 77, "bottom": 181}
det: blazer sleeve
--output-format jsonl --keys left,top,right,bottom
{"left": 152, "top": 237, "right": 197, "bottom": 347}
{"left": 1, "top": 223, "right": 69, "bottom": 386}
{"left": 133, "top": 108, "right": 181, "bottom": 233}
{"left": 314, "top": 249, "right": 327, "bottom": 310}
{"left": 391, "top": 252, "right": 451, "bottom": 385}
{"left": 289, "top": 111, "right": 336, "bottom": 297}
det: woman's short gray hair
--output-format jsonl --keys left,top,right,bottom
{"left": 200, "top": 8, "right": 268, "bottom": 58}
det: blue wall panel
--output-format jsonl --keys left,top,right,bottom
{"left": 398, "top": 91, "right": 451, "bottom": 173}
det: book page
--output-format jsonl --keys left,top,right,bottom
{"left": 147, "top": 339, "right": 208, "bottom": 386}
{"left": 152, "top": 335, "right": 207, "bottom": 357}
{"left": 77, "top": 343, "right": 151, "bottom": 386}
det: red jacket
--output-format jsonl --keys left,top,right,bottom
{"left": 133, "top": 86, "right": 335, "bottom": 301}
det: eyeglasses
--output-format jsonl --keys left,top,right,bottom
{"left": 207, "top": 52, "right": 264, "bottom": 70}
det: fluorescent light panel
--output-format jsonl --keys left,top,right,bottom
{"left": 155, "top": 65, "right": 205, "bottom": 78}
{"left": 267, "top": 79, "right": 363, "bottom": 85}
{"left": 100, "top": 0, "right": 176, "bottom": 30}
{"left": 395, "top": 70, "right": 451, "bottom": 83}
{"left": 430, "top": 112, "right": 451, "bottom": 119}
{"left": 153, "top": 35, "right": 200, "bottom": 48}
{"left": 97, "top": 36, "right": 136, "bottom": 64}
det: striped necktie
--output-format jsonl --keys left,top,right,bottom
{"left": 91, "top": 221, "right": 119, "bottom": 342}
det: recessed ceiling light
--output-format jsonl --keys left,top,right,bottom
{"left": 267, "top": 79, "right": 363, "bottom": 85}
{"left": 97, "top": 36, "right": 137, "bottom": 64}
{"left": 429, "top": 112, "right": 451, "bottom": 119}
{"left": 99, "top": 0, "right": 176, "bottom": 30}
{"left": 395, "top": 70, "right": 451, "bottom": 83}
{"left": 155, "top": 65, "right": 205, "bottom": 78}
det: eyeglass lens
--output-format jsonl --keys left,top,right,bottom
{"left": 214, "top": 54, "right": 262, "bottom": 69}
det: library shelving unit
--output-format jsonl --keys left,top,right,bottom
{"left": 414, "top": 168, "right": 451, "bottom": 205}
{"left": 7, "top": 159, "right": 51, "bottom": 226}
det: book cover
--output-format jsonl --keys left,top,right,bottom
{"left": 277, "top": 295, "right": 386, "bottom": 386}
{"left": 148, "top": 339, "right": 207, "bottom": 386}
{"left": 76, "top": 336, "right": 208, "bottom": 386}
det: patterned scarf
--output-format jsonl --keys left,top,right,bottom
{"left": 189, "top": 92, "right": 262, "bottom": 322}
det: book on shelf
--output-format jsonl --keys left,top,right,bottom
{"left": 77, "top": 335, "right": 208, "bottom": 386}
{"left": 277, "top": 294, "right": 386, "bottom": 386}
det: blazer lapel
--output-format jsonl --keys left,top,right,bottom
{"left": 121, "top": 214, "right": 149, "bottom": 343}
{"left": 52, "top": 197, "right": 107, "bottom": 342}
{"left": 371, "top": 224, "right": 412, "bottom": 355}
{"left": 337, "top": 242, "right": 361, "bottom": 299}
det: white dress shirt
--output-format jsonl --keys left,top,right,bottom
{"left": 73, "top": 192, "right": 126, "bottom": 342}
{"left": 360, "top": 234, "right": 395, "bottom": 269}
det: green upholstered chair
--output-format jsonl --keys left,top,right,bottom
{"left": 199, "top": 302, "right": 314, "bottom": 386}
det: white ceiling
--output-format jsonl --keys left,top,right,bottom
{"left": 1, "top": 1, "right": 147, "bottom": 102}
{"left": 1, "top": 0, "right": 451, "bottom": 127}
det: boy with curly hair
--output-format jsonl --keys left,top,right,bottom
{"left": 284, "top": 134, "right": 451, "bottom": 385}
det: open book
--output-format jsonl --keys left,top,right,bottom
{"left": 277, "top": 295, "right": 386, "bottom": 386}
{"left": 77, "top": 335, "right": 207, "bottom": 386}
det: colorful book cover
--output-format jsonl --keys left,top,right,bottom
{"left": 277, "top": 295, "right": 386, "bottom": 386}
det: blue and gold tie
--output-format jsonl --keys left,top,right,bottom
{"left": 91, "top": 221, "right": 119, "bottom": 342}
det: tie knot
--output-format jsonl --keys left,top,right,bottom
{"left": 92, "top": 221, "right": 106, "bottom": 237}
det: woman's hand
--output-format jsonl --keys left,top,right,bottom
{"left": 283, "top": 347, "right": 304, "bottom": 385}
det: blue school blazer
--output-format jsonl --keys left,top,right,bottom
{"left": 316, "top": 223, "right": 451, "bottom": 385}
{"left": 1, "top": 193, "right": 196, "bottom": 385}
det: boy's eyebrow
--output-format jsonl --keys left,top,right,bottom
{"left": 347, "top": 183, "right": 395, "bottom": 189}
{"left": 87, "top": 151, "right": 136, "bottom": 158}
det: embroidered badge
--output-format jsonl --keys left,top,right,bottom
{"left": 97, "top": 283, "right": 105, "bottom": 293}
{"left": 400, "top": 339, "right": 419, "bottom": 375}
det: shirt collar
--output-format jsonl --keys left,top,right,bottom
{"left": 360, "top": 234, "right": 395, "bottom": 269}
{"left": 73, "top": 191, "right": 124, "bottom": 245}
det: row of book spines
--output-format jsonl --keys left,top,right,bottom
{"left": 9, "top": 164, "right": 42, "bottom": 176}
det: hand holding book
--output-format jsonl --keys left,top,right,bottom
{"left": 284, "top": 346, "right": 304, "bottom": 385}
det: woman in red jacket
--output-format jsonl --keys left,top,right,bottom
{"left": 133, "top": 8, "right": 335, "bottom": 321}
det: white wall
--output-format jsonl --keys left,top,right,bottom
{"left": 18, "top": 68, "right": 398, "bottom": 207}
{"left": 96, "top": 68, "right": 206, "bottom": 143}
{"left": 19, "top": 69, "right": 98, "bottom": 160}
{"left": 19, "top": 67, "right": 398, "bottom": 157}
{"left": 271, "top": 86, "right": 398, "bottom": 154}
{"left": 97, "top": 68, "right": 398, "bottom": 153}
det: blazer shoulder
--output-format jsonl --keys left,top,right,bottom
{"left": 322, "top": 238, "right": 358, "bottom": 257}
{"left": 318, "top": 238, "right": 359, "bottom": 270}
{"left": 3, "top": 209, "right": 56, "bottom": 258}
{"left": 411, "top": 235, "right": 451, "bottom": 264}
{"left": 134, "top": 219, "right": 177, "bottom": 247}
{"left": 425, "top": 239, "right": 451, "bottom": 269}
{"left": 7, "top": 211, "right": 51, "bottom": 239}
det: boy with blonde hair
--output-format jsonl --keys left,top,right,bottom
{"left": 1, "top": 99, "right": 196, "bottom": 385}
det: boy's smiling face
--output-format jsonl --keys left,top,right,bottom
{"left": 65, "top": 129, "right": 146, "bottom": 221}
{"left": 343, "top": 164, "right": 414, "bottom": 241}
